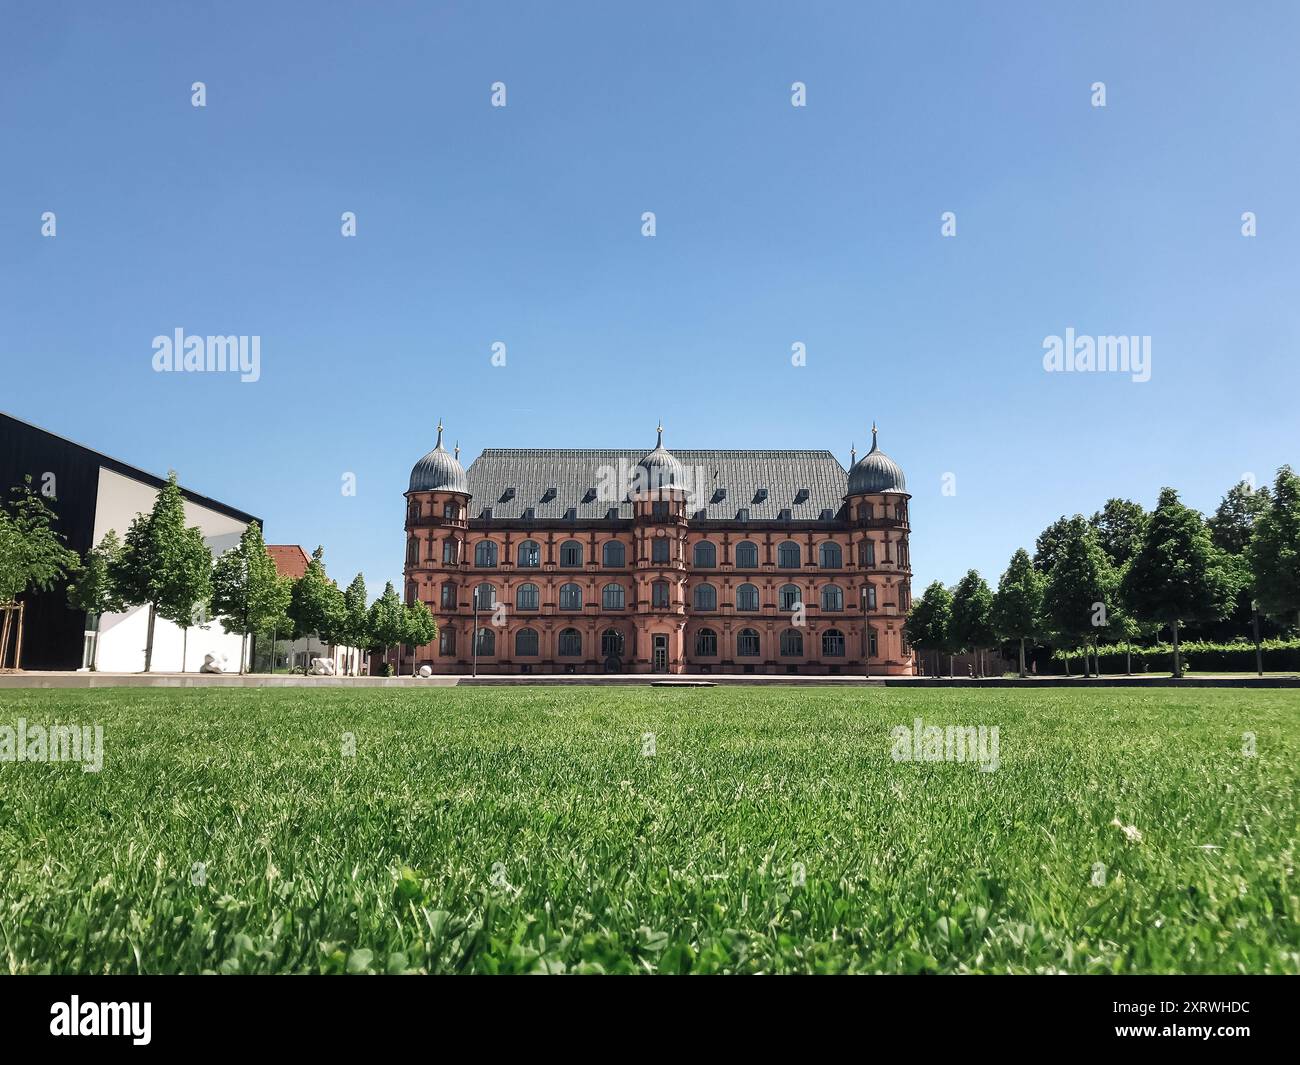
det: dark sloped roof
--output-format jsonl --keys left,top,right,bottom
{"left": 464, "top": 449, "right": 850, "bottom": 521}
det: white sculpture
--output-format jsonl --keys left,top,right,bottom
{"left": 310, "top": 657, "right": 337, "bottom": 676}
{"left": 200, "top": 654, "right": 226, "bottom": 674}
{"left": 418, "top": 665, "right": 433, "bottom": 678}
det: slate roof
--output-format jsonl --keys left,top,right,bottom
{"left": 463, "top": 449, "right": 852, "bottom": 522}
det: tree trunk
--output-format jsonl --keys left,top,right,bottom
{"left": 0, "top": 606, "right": 12, "bottom": 671}
{"left": 181, "top": 626, "right": 188, "bottom": 673}
{"left": 1018, "top": 636, "right": 1026, "bottom": 679}
{"left": 240, "top": 633, "right": 248, "bottom": 676}
{"left": 1064, "top": 652, "right": 1071, "bottom": 677}
{"left": 144, "top": 602, "right": 157, "bottom": 673}
{"left": 1125, "top": 643, "right": 1132, "bottom": 676}
{"left": 1252, "top": 605, "right": 1263, "bottom": 677}
{"left": 1171, "top": 620, "right": 1182, "bottom": 678}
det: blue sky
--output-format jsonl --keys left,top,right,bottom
{"left": 2, "top": 0, "right": 1297, "bottom": 598}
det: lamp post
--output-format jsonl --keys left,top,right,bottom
{"left": 862, "top": 585, "right": 871, "bottom": 679}
{"left": 472, "top": 588, "right": 479, "bottom": 678}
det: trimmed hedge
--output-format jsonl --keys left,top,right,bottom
{"left": 1047, "top": 638, "right": 1300, "bottom": 674}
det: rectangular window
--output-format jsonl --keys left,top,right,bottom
{"left": 443, "top": 540, "right": 457, "bottom": 564}
{"left": 652, "top": 582, "right": 670, "bottom": 607}
{"left": 439, "top": 629, "right": 456, "bottom": 655}
{"left": 652, "top": 539, "right": 670, "bottom": 563}
{"left": 440, "top": 583, "right": 456, "bottom": 609}
{"left": 652, "top": 501, "right": 669, "bottom": 521}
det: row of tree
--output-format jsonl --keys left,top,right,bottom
{"left": 2, "top": 473, "right": 437, "bottom": 674}
{"left": 905, "top": 466, "right": 1300, "bottom": 678}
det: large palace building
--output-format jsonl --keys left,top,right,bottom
{"left": 402, "top": 424, "right": 914, "bottom": 675}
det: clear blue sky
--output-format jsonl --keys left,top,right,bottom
{"left": 2, "top": 0, "right": 1297, "bottom": 598}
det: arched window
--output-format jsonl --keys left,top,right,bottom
{"left": 652, "top": 538, "right": 671, "bottom": 564}
{"left": 693, "top": 541, "right": 716, "bottom": 568}
{"left": 517, "top": 540, "right": 540, "bottom": 567}
{"left": 474, "top": 541, "right": 498, "bottom": 567}
{"left": 602, "top": 583, "right": 625, "bottom": 609}
{"left": 777, "top": 541, "right": 801, "bottom": 569}
{"left": 821, "top": 585, "right": 844, "bottom": 611}
{"left": 736, "top": 583, "right": 759, "bottom": 611}
{"left": 515, "top": 628, "right": 539, "bottom": 656}
{"left": 819, "top": 542, "right": 842, "bottom": 569}
{"left": 652, "top": 581, "right": 670, "bottom": 607}
{"left": 559, "top": 583, "right": 582, "bottom": 610}
{"left": 475, "top": 627, "right": 495, "bottom": 656}
{"left": 695, "top": 628, "right": 718, "bottom": 656}
{"left": 735, "top": 541, "right": 758, "bottom": 568}
{"left": 693, "top": 583, "right": 717, "bottom": 610}
{"left": 737, "top": 628, "right": 760, "bottom": 657}
{"left": 602, "top": 541, "right": 625, "bottom": 568}
{"left": 558, "top": 628, "right": 582, "bottom": 656}
{"left": 559, "top": 540, "right": 583, "bottom": 567}
{"left": 823, "top": 629, "right": 846, "bottom": 657}
{"left": 779, "top": 584, "right": 801, "bottom": 611}
{"left": 780, "top": 629, "right": 804, "bottom": 656}
{"left": 474, "top": 583, "right": 496, "bottom": 609}
{"left": 516, "top": 583, "right": 539, "bottom": 611}
{"left": 601, "top": 628, "right": 624, "bottom": 658}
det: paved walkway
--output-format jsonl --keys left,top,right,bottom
{"left": 0, "top": 671, "right": 1296, "bottom": 689}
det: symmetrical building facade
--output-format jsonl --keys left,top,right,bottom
{"left": 403, "top": 424, "right": 914, "bottom": 675}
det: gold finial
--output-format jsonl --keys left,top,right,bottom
{"left": 436, "top": 419, "right": 444, "bottom": 448}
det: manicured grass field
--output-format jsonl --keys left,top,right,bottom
{"left": 0, "top": 686, "right": 1296, "bottom": 974}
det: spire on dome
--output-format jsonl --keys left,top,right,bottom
{"left": 871, "top": 422, "right": 878, "bottom": 451}
{"left": 850, "top": 443, "right": 857, "bottom": 465}
{"left": 436, "top": 419, "right": 444, "bottom": 449}
{"left": 454, "top": 441, "right": 460, "bottom": 460}
{"left": 656, "top": 421, "right": 664, "bottom": 448}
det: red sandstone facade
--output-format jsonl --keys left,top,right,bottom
{"left": 402, "top": 425, "right": 914, "bottom": 675}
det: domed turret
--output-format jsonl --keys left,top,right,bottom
{"left": 847, "top": 424, "right": 906, "bottom": 495}
{"left": 636, "top": 422, "right": 687, "bottom": 489}
{"left": 409, "top": 420, "right": 469, "bottom": 494}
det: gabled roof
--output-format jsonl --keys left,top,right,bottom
{"left": 464, "top": 449, "right": 850, "bottom": 522}
{"left": 266, "top": 544, "right": 310, "bottom": 580}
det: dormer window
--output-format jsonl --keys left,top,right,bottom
{"left": 500, "top": 487, "right": 516, "bottom": 502}
{"left": 753, "top": 489, "right": 768, "bottom": 504}
{"left": 541, "top": 487, "right": 557, "bottom": 503}
{"left": 794, "top": 488, "right": 809, "bottom": 504}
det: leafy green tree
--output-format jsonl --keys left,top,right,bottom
{"left": 1209, "top": 479, "right": 1272, "bottom": 555}
{"left": 108, "top": 473, "right": 214, "bottom": 673}
{"left": 211, "top": 523, "right": 292, "bottom": 674}
{"left": 0, "top": 476, "right": 81, "bottom": 669}
{"left": 948, "top": 569, "right": 995, "bottom": 676}
{"left": 1032, "top": 515, "right": 1072, "bottom": 575}
{"left": 288, "top": 546, "right": 346, "bottom": 646}
{"left": 1090, "top": 498, "right": 1148, "bottom": 568}
{"left": 66, "top": 530, "right": 129, "bottom": 671}
{"left": 1249, "top": 466, "right": 1300, "bottom": 629}
{"left": 341, "top": 573, "right": 369, "bottom": 675}
{"left": 402, "top": 599, "right": 438, "bottom": 675}
{"left": 1043, "top": 516, "right": 1116, "bottom": 677}
{"left": 1121, "top": 488, "right": 1236, "bottom": 677}
{"left": 367, "top": 581, "right": 406, "bottom": 676}
{"left": 904, "top": 580, "right": 953, "bottom": 677}
{"left": 991, "top": 548, "right": 1044, "bottom": 678}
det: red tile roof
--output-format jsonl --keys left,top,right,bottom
{"left": 266, "top": 545, "right": 310, "bottom": 580}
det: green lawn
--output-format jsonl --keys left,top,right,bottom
{"left": 0, "top": 686, "right": 1296, "bottom": 974}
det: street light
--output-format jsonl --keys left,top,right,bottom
{"left": 472, "top": 587, "right": 479, "bottom": 678}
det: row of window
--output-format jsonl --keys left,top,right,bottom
{"left": 416, "top": 538, "right": 904, "bottom": 569}
{"left": 440, "top": 626, "right": 868, "bottom": 658}
{"left": 443, "top": 581, "right": 894, "bottom": 612}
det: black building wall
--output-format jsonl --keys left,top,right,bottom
{"left": 0, "top": 413, "right": 260, "bottom": 670}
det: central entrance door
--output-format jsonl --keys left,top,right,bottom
{"left": 652, "top": 635, "right": 668, "bottom": 673}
